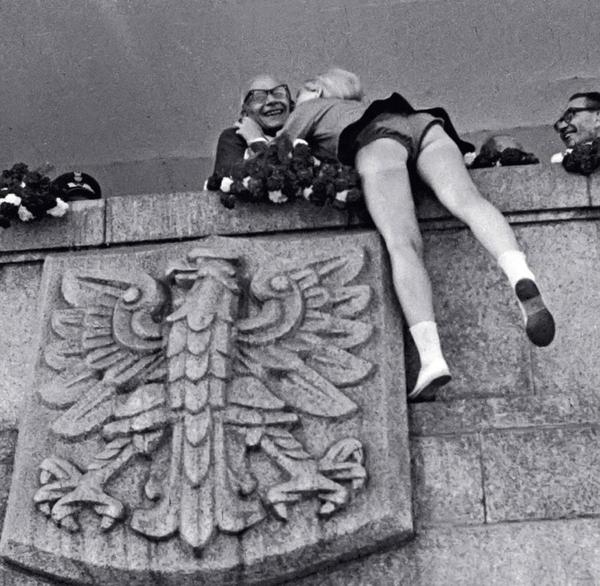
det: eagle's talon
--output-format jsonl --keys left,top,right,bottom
{"left": 60, "top": 516, "right": 79, "bottom": 532}
{"left": 272, "top": 503, "right": 288, "bottom": 521}
{"left": 318, "top": 502, "right": 337, "bottom": 517}
{"left": 100, "top": 515, "right": 117, "bottom": 531}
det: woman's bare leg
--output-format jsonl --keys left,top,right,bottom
{"left": 355, "top": 138, "right": 450, "bottom": 399}
{"left": 417, "top": 125, "right": 519, "bottom": 257}
{"left": 416, "top": 125, "right": 555, "bottom": 346}
{"left": 356, "top": 138, "right": 432, "bottom": 325}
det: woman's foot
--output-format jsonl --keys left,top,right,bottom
{"left": 515, "top": 278, "right": 555, "bottom": 347}
{"left": 408, "top": 358, "right": 451, "bottom": 402}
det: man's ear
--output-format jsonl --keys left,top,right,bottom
{"left": 238, "top": 104, "right": 251, "bottom": 122}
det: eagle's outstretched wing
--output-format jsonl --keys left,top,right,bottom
{"left": 234, "top": 248, "right": 374, "bottom": 418}
{"left": 40, "top": 270, "right": 169, "bottom": 439}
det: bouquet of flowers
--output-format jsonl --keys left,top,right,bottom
{"left": 0, "top": 163, "right": 69, "bottom": 229}
{"left": 467, "top": 135, "right": 539, "bottom": 169}
{"left": 206, "top": 137, "right": 364, "bottom": 211}
{"left": 551, "top": 139, "right": 600, "bottom": 176}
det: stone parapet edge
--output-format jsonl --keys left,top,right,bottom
{"left": 0, "top": 164, "right": 597, "bottom": 254}
{"left": 0, "top": 200, "right": 105, "bottom": 254}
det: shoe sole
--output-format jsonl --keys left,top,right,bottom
{"left": 515, "top": 279, "right": 555, "bottom": 347}
{"left": 408, "top": 374, "right": 451, "bottom": 403}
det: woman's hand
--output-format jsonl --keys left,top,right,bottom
{"left": 235, "top": 116, "right": 266, "bottom": 144}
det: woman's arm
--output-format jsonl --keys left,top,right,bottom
{"left": 278, "top": 101, "right": 321, "bottom": 143}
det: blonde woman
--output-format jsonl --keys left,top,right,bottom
{"left": 280, "top": 68, "right": 555, "bottom": 401}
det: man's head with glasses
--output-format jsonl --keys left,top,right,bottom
{"left": 240, "top": 75, "right": 293, "bottom": 136}
{"left": 554, "top": 92, "right": 600, "bottom": 148}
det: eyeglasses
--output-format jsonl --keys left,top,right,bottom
{"left": 554, "top": 107, "right": 600, "bottom": 130}
{"left": 244, "top": 84, "right": 290, "bottom": 105}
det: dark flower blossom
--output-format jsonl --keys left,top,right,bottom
{"left": 0, "top": 163, "right": 70, "bottom": 229}
{"left": 562, "top": 139, "right": 600, "bottom": 176}
{"left": 206, "top": 139, "right": 364, "bottom": 210}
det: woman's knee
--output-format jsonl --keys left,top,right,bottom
{"left": 436, "top": 179, "right": 485, "bottom": 214}
{"left": 384, "top": 226, "right": 424, "bottom": 259}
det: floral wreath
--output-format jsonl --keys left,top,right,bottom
{"left": 551, "top": 138, "right": 600, "bottom": 176}
{"left": 0, "top": 163, "right": 68, "bottom": 229}
{"left": 206, "top": 137, "right": 364, "bottom": 210}
{"left": 467, "top": 147, "right": 539, "bottom": 169}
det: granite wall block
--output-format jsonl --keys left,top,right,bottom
{"left": 419, "top": 228, "right": 533, "bottom": 400}
{"left": 296, "top": 518, "right": 600, "bottom": 586}
{"left": 0, "top": 262, "right": 44, "bottom": 426}
{"left": 517, "top": 221, "right": 600, "bottom": 396}
{"left": 482, "top": 426, "right": 600, "bottom": 523}
{"left": 105, "top": 191, "right": 361, "bottom": 244}
{"left": 411, "top": 435, "right": 484, "bottom": 527}
{"left": 0, "top": 201, "right": 104, "bottom": 254}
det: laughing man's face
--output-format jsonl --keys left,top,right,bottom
{"left": 554, "top": 97, "right": 600, "bottom": 148}
{"left": 243, "top": 76, "right": 291, "bottom": 135}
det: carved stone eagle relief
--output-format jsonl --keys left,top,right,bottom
{"left": 34, "top": 246, "right": 375, "bottom": 552}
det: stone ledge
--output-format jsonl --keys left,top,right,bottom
{"left": 106, "top": 164, "right": 594, "bottom": 244}
{"left": 409, "top": 392, "right": 600, "bottom": 436}
{"left": 0, "top": 165, "right": 592, "bottom": 251}
{"left": 105, "top": 191, "right": 364, "bottom": 244}
{"left": 296, "top": 518, "right": 600, "bottom": 585}
{"left": 0, "top": 200, "right": 105, "bottom": 254}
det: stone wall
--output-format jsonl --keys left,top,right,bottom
{"left": 1, "top": 164, "right": 600, "bottom": 584}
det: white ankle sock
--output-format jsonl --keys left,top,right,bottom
{"left": 497, "top": 250, "right": 535, "bottom": 288}
{"left": 409, "top": 321, "right": 450, "bottom": 398}
{"left": 409, "top": 321, "right": 446, "bottom": 367}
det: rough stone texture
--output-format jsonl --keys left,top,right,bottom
{"left": 482, "top": 426, "right": 600, "bottom": 523}
{"left": 107, "top": 166, "right": 588, "bottom": 245}
{"left": 410, "top": 390, "right": 600, "bottom": 436}
{"left": 417, "top": 164, "right": 590, "bottom": 220}
{"left": 410, "top": 436, "right": 484, "bottom": 528}
{"left": 0, "top": 465, "right": 11, "bottom": 528}
{"left": 106, "top": 191, "right": 365, "bottom": 243}
{"left": 0, "top": 169, "right": 599, "bottom": 585}
{"left": 0, "top": 561, "right": 54, "bottom": 586}
{"left": 413, "top": 228, "right": 533, "bottom": 400}
{"left": 0, "top": 262, "right": 44, "bottom": 426}
{"left": 589, "top": 172, "right": 600, "bottom": 207}
{"left": 0, "top": 432, "right": 17, "bottom": 466}
{"left": 1, "top": 232, "right": 412, "bottom": 585}
{"left": 517, "top": 222, "right": 600, "bottom": 396}
{"left": 0, "top": 201, "right": 105, "bottom": 253}
{"left": 296, "top": 518, "right": 600, "bottom": 586}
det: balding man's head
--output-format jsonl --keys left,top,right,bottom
{"left": 240, "top": 74, "right": 292, "bottom": 136}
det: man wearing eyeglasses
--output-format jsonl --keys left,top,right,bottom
{"left": 210, "top": 75, "right": 293, "bottom": 179}
{"left": 554, "top": 92, "right": 600, "bottom": 148}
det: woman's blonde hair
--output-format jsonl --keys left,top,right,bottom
{"left": 314, "top": 68, "right": 363, "bottom": 101}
